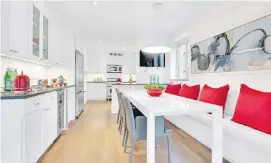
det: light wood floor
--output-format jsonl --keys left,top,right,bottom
{"left": 40, "top": 101, "right": 228, "bottom": 163}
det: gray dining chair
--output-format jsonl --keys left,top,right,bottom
{"left": 116, "top": 89, "right": 143, "bottom": 135}
{"left": 120, "top": 93, "right": 172, "bottom": 163}
{"left": 116, "top": 89, "right": 124, "bottom": 134}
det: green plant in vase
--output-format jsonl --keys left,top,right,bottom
{"left": 144, "top": 84, "right": 165, "bottom": 90}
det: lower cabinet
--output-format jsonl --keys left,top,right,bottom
{"left": 42, "top": 92, "right": 58, "bottom": 152}
{"left": 42, "top": 105, "right": 57, "bottom": 152}
{"left": 24, "top": 110, "right": 43, "bottom": 163}
{"left": 65, "top": 87, "right": 76, "bottom": 124}
{"left": 24, "top": 92, "right": 58, "bottom": 163}
{"left": 1, "top": 89, "right": 75, "bottom": 163}
{"left": 87, "top": 83, "right": 107, "bottom": 100}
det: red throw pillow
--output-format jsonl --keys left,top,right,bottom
{"left": 199, "top": 84, "right": 230, "bottom": 111}
{"left": 178, "top": 84, "right": 200, "bottom": 100}
{"left": 165, "top": 83, "right": 181, "bottom": 95}
{"left": 232, "top": 84, "right": 271, "bottom": 134}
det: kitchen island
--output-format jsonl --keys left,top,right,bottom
{"left": 111, "top": 83, "right": 168, "bottom": 113}
{"left": 87, "top": 81, "right": 107, "bottom": 100}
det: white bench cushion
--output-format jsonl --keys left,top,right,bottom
{"left": 187, "top": 114, "right": 271, "bottom": 154}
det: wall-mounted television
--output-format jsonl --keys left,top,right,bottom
{"left": 139, "top": 50, "right": 165, "bottom": 67}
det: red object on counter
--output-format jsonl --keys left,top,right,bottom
{"left": 146, "top": 89, "right": 163, "bottom": 97}
{"left": 116, "top": 78, "right": 122, "bottom": 82}
{"left": 14, "top": 71, "right": 30, "bottom": 91}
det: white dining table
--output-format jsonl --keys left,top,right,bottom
{"left": 122, "top": 90, "right": 223, "bottom": 163}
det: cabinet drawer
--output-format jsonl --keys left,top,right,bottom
{"left": 24, "top": 95, "right": 41, "bottom": 115}
{"left": 40, "top": 92, "right": 57, "bottom": 110}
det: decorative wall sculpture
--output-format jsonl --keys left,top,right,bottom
{"left": 191, "top": 14, "right": 271, "bottom": 74}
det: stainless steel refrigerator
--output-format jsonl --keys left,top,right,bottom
{"left": 75, "top": 50, "right": 84, "bottom": 118}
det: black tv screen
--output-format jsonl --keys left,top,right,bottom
{"left": 139, "top": 50, "right": 165, "bottom": 67}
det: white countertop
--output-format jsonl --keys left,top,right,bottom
{"left": 123, "top": 90, "right": 222, "bottom": 116}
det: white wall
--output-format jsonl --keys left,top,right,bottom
{"left": 173, "top": 1, "right": 271, "bottom": 115}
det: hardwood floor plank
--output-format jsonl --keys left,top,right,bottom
{"left": 40, "top": 101, "right": 228, "bottom": 163}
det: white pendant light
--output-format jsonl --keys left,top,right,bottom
{"left": 141, "top": 46, "right": 171, "bottom": 53}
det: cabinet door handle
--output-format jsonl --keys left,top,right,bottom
{"left": 35, "top": 103, "right": 39, "bottom": 106}
{"left": 44, "top": 108, "right": 50, "bottom": 111}
{"left": 10, "top": 49, "right": 18, "bottom": 53}
{"left": 50, "top": 97, "right": 54, "bottom": 99}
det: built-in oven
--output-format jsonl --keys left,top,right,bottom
{"left": 106, "top": 78, "right": 117, "bottom": 100}
{"left": 107, "top": 64, "right": 122, "bottom": 73}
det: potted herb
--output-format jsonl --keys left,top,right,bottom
{"left": 144, "top": 84, "right": 165, "bottom": 97}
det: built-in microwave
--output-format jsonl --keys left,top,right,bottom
{"left": 107, "top": 64, "right": 122, "bottom": 73}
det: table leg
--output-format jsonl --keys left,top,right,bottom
{"left": 212, "top": 110, "right": 223, "bottom": 163}
{"left": 147, "top": 113, "right": 155, "bottom": 163}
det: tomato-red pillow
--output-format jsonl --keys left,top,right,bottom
{"left": 178, "top": 84, "right": 200, "bottom": 100}
{"left": 165, "top": 83, "right": 181, "bottom": 95}
{"left": 232, "top": 84, "right": 271, "bottom": 134}
{"left": 199, "top": 84, "right": 229, "bottom": 111}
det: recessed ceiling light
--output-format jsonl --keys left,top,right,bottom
{"left": 141, "top": 46, "right": 171, "bottom": 53}
{"left": 93, "top": 1, "right": 98, "bottom": 6}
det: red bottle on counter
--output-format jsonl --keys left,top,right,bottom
{"left": 14, "top": 71, "right": 30, "bottom": 91}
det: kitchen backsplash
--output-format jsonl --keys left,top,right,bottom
{"left": 87, "top": 73, "right": 136, "bottom": 82}
{"left": 0, "top": 57, "right": 46, "bottom": 87}
{"left": 0, "top": 57, "right": 75, "bottom": 88}
{"left": 87, "top": 73, "right": 106, "bottom": 81}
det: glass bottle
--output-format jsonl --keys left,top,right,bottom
{"left": 4, "top": 68, "right": 13, "bottom": 91}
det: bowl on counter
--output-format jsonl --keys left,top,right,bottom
{"left": 146, "top": 89, "right": 163, "bottom": 97}
{"left": 51, "top": 78, "right": 57, "bottom": 83}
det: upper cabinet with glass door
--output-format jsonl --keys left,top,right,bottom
{"left": 32, "top": 5, "right": 40, "bottom": 57}
{"left": 42, "top": 16, "right": 48, "bottom": 60}
{"left": 1, "top": 1, "right": 48, "bottom": 61}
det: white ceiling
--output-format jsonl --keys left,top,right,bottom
{"left": 46, "top": 1, "right": 237, "bottom": 54}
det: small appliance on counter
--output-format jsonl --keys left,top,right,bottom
{"left": 14, "top": 71, "right": 30, "bottom": 93}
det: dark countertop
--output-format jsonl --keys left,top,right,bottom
{"left": 1, "top": 85, "right": 75, "bottom": 100}
{"left": 87, "top": 81, "right": 107, "bottom": 83}
{"left": 112, "top": 83, "right": 169, "bottom": 85}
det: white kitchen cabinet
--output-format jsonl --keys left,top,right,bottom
{"left": 41, "top": 92, "right": 57, "bottom": 153}
{"left": 1, "top": 91, "right": 59, "bottom": 163}
{"left": 107, "top": 55, "right": 123, "bottom": 65}
{"left": 1, "top": 1, "right": 29, "bottom": 57}
{"left": 1, "top": 1, "right": 49, "bottom": 61}
{"left": 105, "top": 54, "right": 136, "bottom": 74}
{"left": 88, "top": 53, "right": 107, "bottom": 73}
{"left": 24, "top": 109, "right": 43, "bottom": 163}
{"left": 65, "top": 86, "right": 76, "bottom": 125}
{"left": 87, "top": 83, "right": 107, "bottom": 100}
{"left": 122, "top": 54, "right": 137, "bottom": 74}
